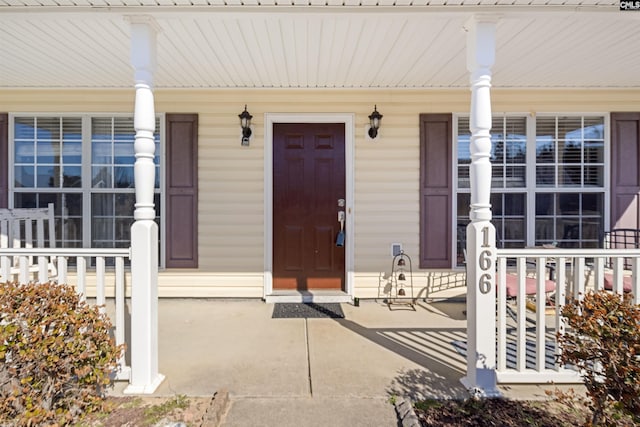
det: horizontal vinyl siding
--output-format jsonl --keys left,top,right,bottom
{"left": 2, "top": 88, "right": 640, "bottom": 298}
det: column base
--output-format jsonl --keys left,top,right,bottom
{"left": 123, "top": 373, "right": 166, "bottom": 395}
{"left": 461, "top": 372, "right": 501, "bottom": 398}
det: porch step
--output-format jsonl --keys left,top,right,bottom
{"left": 265, "top": 290, "right": 351, "bottom": 304}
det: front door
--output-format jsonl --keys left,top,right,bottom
{"left": 273, "top": 123, "right": 346, "bottom": 291}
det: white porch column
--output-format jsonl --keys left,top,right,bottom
{"left": 124, "top": 16, "right": 165, "bottom": 394}
{"left": 461, "top": 15, "right": 500, "bottom": 397}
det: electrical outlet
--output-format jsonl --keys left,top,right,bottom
{"left": 391, "top": 243, "right": 402, "bottom": 257}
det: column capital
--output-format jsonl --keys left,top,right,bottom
{"left": 465, "top": 15, "right": 499, "bottom": 74}
{"left": 127, "top": 15, "right": 159, "bottom": 86}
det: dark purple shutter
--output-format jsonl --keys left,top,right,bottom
{"left": 419, "top": 114, "right": 453, "bottom": 268}
{"left": 166, "top": 114, "right": 198, "bottom": 268}
{"left": 611, "top": 112, "right": 640, "bottom": 230}
{"left": 0, "top": 113, "right": 7, "bottom": 208}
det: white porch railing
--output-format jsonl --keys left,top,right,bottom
{"left": 0, "top": 247, "right": 132, "bottom": 382}
{"left": 495, "top": 247, "right": 640, "bottom": 384}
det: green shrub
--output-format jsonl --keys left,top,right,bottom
{"left": 0, "top": 281, "right": 124, "bottom": 426}
{"left": 558, "top": 291, "right": 640, "bottom": 426}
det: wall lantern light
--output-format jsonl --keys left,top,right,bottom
{"left": 239, "top": 105, "right": 253, "bottom": 146}
{"left": 368, "top": 105, "right": 383, "bottom": 139}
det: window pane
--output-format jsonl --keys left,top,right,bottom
{"left": 458, "top": 166, "right": 470, "bottom": 188}
{"left": 536, "top": 137, "right": 555, "bottom": 164}
{"left": 92, "top": 167, "right": 112, "bottom": 188}
{"left": 93, "top": 218, "right": 114, "bottom": 243}
{"left": 536, "top": 165, "right": 555, "bottom": 186}
{"left": 14, "top": 141, "right": 34, "bottom": 163}
{"left": 36, "top": 140, "right": 59, "bottom": 163}
{"left": 62, "top": 140, "right": 82, "bottom": 164}
{"left": 14, "top": 192, "right": 37, "bottom": 208}
{"left": 92, "top": 193, "right": 113, "bottom": 216}
{"left": 14, "top": 166, "right": 35, "bottom": 187}
{"left": 114, "top": 166, "right": 134, "bottom": 188}
{"left": 505, "top": 166, "right": 526, "bottom": 188}
{"left": 115, "top": 193, "right": 135, "bottom": 216}
{"left": 14, "top": 117, "right": 35, "bottom": 139}
{"left": 558, "top": 165, "right": 582, "bottom": 186}
{"left": 557, "top": 117, "right": 583, "bottom": 139}
{"left": 456, "top": 193, "right": 471, "bottom": 266}
{"left": 584, "top": 140, "right": 604, "bottom": 163}
{"left": 560, "top": 141, "right": 581, "bottom": 164}
{"left": 504, "top": 193, "right": 525, "bottom": 215}
{"left": 36, "top": 117, "right": 60, "bottom": 141}
{"left": 558, "top": 193, "right": 580, "bottom": 214}
{"left": 36, "top": 166, "right": 57, "bottom": 187}
{"left": 62, "top": 166, "right": 82, "bottom": 187}
{"left": 536, "top": 193, "right": 553, "bottom": 216}
{"left": 92, "top": 118, "right": 113, "bottom": 141}
{"left": 92, "top": 141, "right": 112, "bottom": 164}
{"left": 115, "top": 218, "right": 133, "bottom": 241}
{"left": 504, "top": 219, "right": 525, "bottom": 242}
{"left": 62, "top": 117, "right": 82, "bottom": 141}
{"left": 114, "top": 141, "right": 134, "bottom": 165}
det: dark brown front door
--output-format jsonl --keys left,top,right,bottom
{"left": 273, "top": 123, "right": 346, "bottom": 291}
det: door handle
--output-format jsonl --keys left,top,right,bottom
{"left": 336, "top": 211, "right": 345, "bottom": 247}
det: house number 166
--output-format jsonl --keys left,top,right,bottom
{"left": 478, "top": 226, "right": 493, "bottom": 294}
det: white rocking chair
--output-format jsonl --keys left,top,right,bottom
{"left": 0, "top": 203, "right": 57, "bottom": 283}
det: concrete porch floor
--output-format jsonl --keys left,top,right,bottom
{"left": 110, "top": 295, "right": 575, "bottom": 426}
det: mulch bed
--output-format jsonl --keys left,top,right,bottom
{"left": 414, "top": 398, "right": 588, "bottom": 427}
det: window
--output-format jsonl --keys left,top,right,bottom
{"left": 11, "top": 115, "right": 162, "bottom": 252}
{"left": 455, "top": 114, "right": 607, "bottom": 264}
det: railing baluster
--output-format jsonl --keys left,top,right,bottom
{"left": 535, "top": 256, "right": 546, "bottom": 372}
{"left": 516, "top": 257, "right": 526, "bottom": 372}
{"left": 497, "top": 257, "right": 507, "bottom": 371}
{"left": 19, "top": 255, "right": 28, "bottom": 284}
{"left": 57, "top": 256, "right": 67, "bottom": 284}
{"left": 77, "top": 256, "right": 87, "bottom": 302}
{"left": 115, "top": 256, "right": 129, "bottom": 380}
{"left": 0, "top": 255, "right": 8, "bottom": 282}
{"left": 574, "top": 258, "right": 585, "bottom": 301}
{"left": 633, "top": 258, "right": 639, "bottom": 305}
{"left": 38, "top": 255, "right": 48, "bottom": 283}
{"left": 593, "top": 257, "right": 604, "bottom": 292}
{"left": 613, "top": 257, "right": 624, "bottom": 295}
{"left": 555, "top": 256, "right": 567, "bottom": 371}
{"left": 96, "top": 257, "right": 106, "bottom": 314}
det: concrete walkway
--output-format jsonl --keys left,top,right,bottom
{"left": 111, "top": 298, "right": 564, "bottom": 426}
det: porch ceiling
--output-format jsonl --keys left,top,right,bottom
{"left": 1, "top": 2, "right": 638, "bottom": 89}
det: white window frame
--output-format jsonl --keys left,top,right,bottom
{"left": 8, "top": 113, "right": 166, "bottom": 268}
{"left": 453, "top": 112, "right": 610, "bottom": 263}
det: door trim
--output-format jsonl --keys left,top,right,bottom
{"left": 264, "top": 113, "right": 355, "bottom": 301}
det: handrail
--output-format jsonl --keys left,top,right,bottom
{"left": 0, "top": 247, "right": 131, "bottom": 257}
{"left": 497, "top": 247, "right": 640, "bottom": 257}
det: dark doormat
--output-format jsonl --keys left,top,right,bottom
{"left": 272, "top": 303, "right": 345, "bottom": 319}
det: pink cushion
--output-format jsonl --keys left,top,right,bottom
{"left": 603, "top": 274, "right": 633, "bottom": 293}
{"left": 501, "top": 274, "right": 556, "bottom": 298}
